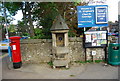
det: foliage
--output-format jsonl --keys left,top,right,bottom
{"left": 3, "top": 2, "right": 35, "bottom": 37}
{"left": 47, "top": 61, "right": 53, "bottom": 66}
{"left": 17, "top": 21, "right": 27, "bottom": 36}
{"left": 0, "top": 16, "right": 4, "bottom": 29}
{"left": 0, "top": 3, "right": 12, "bottom": 25}
{"left": 75, "top": 60, "right": 105, "bottom": 64}
{"left": 32, "top": 2, "right": 88, "bottom": 38}
{"left": 70, "top": 75, "right": 75, "bottom": 77}
{"left": 0, "top": 16, "right": 4, "bottom": 22}
{"left": 3, "top": 2, "right": 88, "bottom": 38}
{"left": 95, "top": 60, "right": 105, "bottom": 63}
{"left": 32, "top": 28, "right": 44, "bottom": 39}
{"left": 4, "top": 2, "right": 22, "bottom": 16}
{"left": 0, "top": 25, "right": 3, "bottom": 30}
{"left": 32, "top": 28, "right": 52, "bottom": 39}
{"left": 33, "top": 2, "right": 58, "bottom": 39}
{"left": 68, "top": 29, "right": 76, "bottom": 37}
{"left": 8, "top": 24, "right": 16, "bottom": 33}
{"left": 23, "top": 33, "right": 29, "bottom": 36}
{"left": 54, "top": 2, "right": 87, "bottom": 37}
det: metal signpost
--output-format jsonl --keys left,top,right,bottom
{"left": 3, "top": 1, "right": 9, "bottom": 39}
{"left": 77, "top": 6, "right": 95, "bottom": 27}
{"left": 77, "top": 5, "right": 108, "bottom": 62}
{"left": 84, "top": 31, "right": 107, "bottom": 48}
{"left": 95, "top": 6, "right": 108, "bottom": 24}
{"left": 118, "top": 18, "right": 120, "bottom": 44}
{"left": 118, "top": 1, "right": 120, "bottom": 44}
{"left": 77, "top": 5, "right": 108, "bottom": 28}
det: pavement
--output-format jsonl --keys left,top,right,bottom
{"left": 3, "top": 60, "right": 119, "bottom": 79}
{"left": 0, "top": 52, "right": 119, "bottom": 79}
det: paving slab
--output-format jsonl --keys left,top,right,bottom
{"left": 3, "top": 62, "right": 118, "bottom": 79}
{"left": 6, "top": 63, "right": 86, "bottom": 79}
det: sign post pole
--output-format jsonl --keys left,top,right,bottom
{"left": 118, "top": 19, "right": 120, "bottom": 44}
{"left": 118, "top": 1, "right": 120, "bottom": 44}
{"left": 77, "top": 5, "right": 108, "bottom": 62}
{"left": 84, "top": 27, "right": 86, "bottom": 61}
{"left": 84, "top": 27, "right": 86, "bottom": 32}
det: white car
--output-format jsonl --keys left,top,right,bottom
{"left": 0, "top": 39, "right": 10, "bottom": 50}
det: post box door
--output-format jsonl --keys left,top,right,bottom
{"left": 56, "top": 33, "right": 64, "bottom": 47}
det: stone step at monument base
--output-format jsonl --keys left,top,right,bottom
{"left": 53, "top": 59, "right": 70, "bottom": 69}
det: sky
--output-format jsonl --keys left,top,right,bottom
{"left": 106, "top": 0, "right": 120, "bottom": 22}
{"left": 118, "top": 1, "right": 120, "bottom": 15}
{"left": 88, "top": 0, "right": 120, "bottom": 22}
{"left": 11, "top": 10, "right": 23, "bottom": 24}
{"left": 11, "top": 0, "right": 120, "bottom": 24}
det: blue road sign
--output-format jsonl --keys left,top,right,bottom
{"left": 77, "top": 5, "right": 108, "bottom": 28}
{"left": 95, "top": 6, "right": 108, "bottom": 24}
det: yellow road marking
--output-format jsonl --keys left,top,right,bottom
{"left": 0, "top": 54, "right": 8, "bottom": 59}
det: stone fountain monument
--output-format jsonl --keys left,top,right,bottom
{"left": 50, "top": 15, "right": 70, "bottom": 68}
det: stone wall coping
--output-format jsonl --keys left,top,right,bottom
{"left": 20, "top": 37, "right": 83, "bottom": 44}
{"left": 20, "top": 39, "right": 52, "bottom": 44}
{"left": 69, "top": 37, "right": 82, "bottom": 42}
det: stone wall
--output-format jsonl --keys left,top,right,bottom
{"left": 20, "top": 37, "right": 85, "bottom": 64}
{"left": 86, "top": 48, "right": 105, "bottom": 61}
{"left": 68, "top": 37, "right": 85, "bottom": 61}
{"left": 20, "top": 39, "right": 52, "bottom": 64}
{"left": 20, "top": 37, "right": 105, "bottom": 64}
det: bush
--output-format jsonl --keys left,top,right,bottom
{"left": 32, "top": 28, "right": 51, "bottom": 39}
{"left": 68, "top": 29, "right": 76, "bottom": 37}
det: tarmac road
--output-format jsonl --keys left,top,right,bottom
{"left": 0, "top": 51, "right": 119, "bottom": 79}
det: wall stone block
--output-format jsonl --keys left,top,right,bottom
{"left": 20, "top": 37, "right": 104, "bottom": 64}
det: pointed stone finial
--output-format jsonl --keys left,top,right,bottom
{"left": 50, "top": 15, "right": 69, "bottom": 31}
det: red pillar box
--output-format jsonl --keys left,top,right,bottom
{"left": 9, "top": 36, "right": 22, "bottom": 69}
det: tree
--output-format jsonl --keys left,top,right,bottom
{"left": 3, "top": 2, "right": 89, "bottom": 38}
{"left": 55, "top": 2, "right": 88, "bottom": 36}
{"left": 33, "top": 2, "right": 88, "bottom": 37}
{"left": 3, "top": 2, "right": 35, "bottom": 37}
{"left": 32, "top": 2, "right": 59, "bottom": 38}
{"left": 26, "top": 2, "right": 35, "bottom": 37}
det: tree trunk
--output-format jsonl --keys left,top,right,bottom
{"left": 22, "top": 2, "right": 30, "bottom": 34}
{"left": 26, "top": 2, "right": 35, "bottom": 37}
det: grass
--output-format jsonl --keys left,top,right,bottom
{"left": 74, "top": 60, "right": 105, "bottom": 64}
{"left": 47, "top": 61, "right": 53, "bottom": 66}
{"left": 48, "top": 60, "right": 105, "bottom": 67}
{"left": 95, "top": 60, "right": 105, "bottom": 63}
{"left": 70, "top": 75, "right": 75, "bottom": 77}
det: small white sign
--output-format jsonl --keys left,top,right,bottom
{"left": 13, "top": 45, "right": 16, "bottom": 50}
{"left": 86, "top": 34, "right": 91, "bottom": 42}
{"left": 102, "top": 33, "right": 106, "bottom": 39}
{"left": 92, "top": 51, "right": 96, "bottom": 55}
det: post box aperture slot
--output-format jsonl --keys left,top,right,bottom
{"left": 112, "top": 46, "right": 119, "bottom": 50}
{"left": 11, "top": 41, "right": 16, "bottom": 43}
